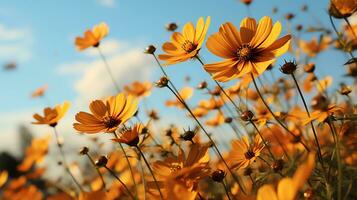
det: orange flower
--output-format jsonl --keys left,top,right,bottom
{"left": 228, "top": 135, "right": 264, "bottom": 169}
{"left": 17, "top": 135, "right": 51, "bottom": 172}
{"left": 329, "top": 0, "right": 357, "bottom": 18}
{"left": 75, "top": 22, "right": 109, "bottom": 51}
{"left": 31, "top": 84, "right": 48, "bottom": 98}
{"left": 112, "top": 123, "right": 143, "bottom": 146}
{"left": 299, "top": 36, "right": 331, "bottom": 57}
{"left": 0, "top": 171, "right": 8, "bottom": 188}
{"left": 158, "top": 17, "right": 211, "bottom": 65}
{"left": 165, "top": 86, "right": 193, "bottom": 109}
{"left": 124, "top": 81, "right": 152, "bottom": 98}
{"left": 74, "top": 93, "right": 138, "bottom": 134}
{"left": 241, "top": 0, "right": 253, "bottom": 5}
{"left": 205, "top": 111, "right": 225, "bottom": 127}
{"left": 304, "top": 104, "right": 342, "bottom": 124}
{"left": 204, "top": 16, "right": 291, "bottom": 82}
{"left": 257, "top": 153, "right": 315, "bottom": 200}
{"left": 32, "top": 101, "right": 70, "bottom": 127}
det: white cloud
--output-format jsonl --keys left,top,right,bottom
{"left": 0, "top": 23, "right": 33, "bottom": 62}
{"left": 97, "top": 0, "right": 116, "bottom": 7}
{"left": 58, "top": 38, "right": 154, "bottom": 106}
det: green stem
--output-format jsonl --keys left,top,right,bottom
{"left": 85, "top": 153, "right": 106, "bottom": 190}
{"left": 104, "top": 166, "right": 136, "bottom": 200}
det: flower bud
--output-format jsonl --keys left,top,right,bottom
{"left": 95, "top": 156, "right": 108, "bottom": 167}
{"left": 241, "top": 110, "right": 254, "bottom": 121}
{"left": 156, "top": 77, "right": 169, "bottom": 88}
{"left": 166, "top": 22, "right": 178, "bottom": 32}
{"left": 280, "top": 60, "right": 297, "bottom": 74}
{"left": 79, "top": 146, "right": 89, "bottom": 155}
{"left": 211, "top": 169, "right": 226, "bottom": 182}
{"left": 144, "top": 45, "right": 156, "bottom": 54}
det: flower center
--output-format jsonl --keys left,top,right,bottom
{"left": 237, "top": 44, "right": 253, "bottom": 61}
{"left": 182, "top": 40, "right": 197, "bottom": 53}
{"left": 103, "top": 116, "right": 120, "bottom": 129}
{"left": 244, "top": 150, "right": 256, "bottom": 159}
{"left": 169, "top": 164, "right": 182, "bottom": 172}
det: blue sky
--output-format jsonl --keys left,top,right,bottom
{"left": 0, "top": 0, "right": 353, "bottom": 154}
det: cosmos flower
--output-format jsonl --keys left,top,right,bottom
{"left": 228, "top": 135, "right": 264, "bottom": 169}
{"left": 31, "top": 84, "right": 48, "bottom": 98}
{"left": 299, "top": 36, "right": 331, "bottom": 57}
{"left": 158, "top": 17, "right": 211, "bottom": 65}
{"left": 257, "top": 153, "right": 315, "bottom": 200}
{"left": 73, "top": 93, "right": 138, "bottom": 134}
{"left": 165, "top": 86, "right": 194, "bottom": 109}
{"left": 32, "top": 101, "right": 70, "bottom": 127}
{"left": 75, "top": 22, "right": 109, "bottom": 51}
{"left": 112, "top": 123, "right": 143, "bottom": 146}
{"left": 204, "top": 16, "right": 291, "bottom": 82}
{"left": 124, "top": 81, "right": 152, "bottom": 98}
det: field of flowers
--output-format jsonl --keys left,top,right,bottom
{"left": 0, "top": 0, "right": 356, "bottom": 199}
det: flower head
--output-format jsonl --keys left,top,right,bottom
{"left": 158, "top": 17, "right": 211, "bottom": 65}
{"left": 112, "top": 123, "right": 143, "bottom": 146}
{"left": 124, "top": 81, "right": 152, "bottom": 98}
{"left": 228, "top": 135, "right": 264, "bottom": 169}
{"left": 75, "top": 22, "right": 109, "bottom": 51}
{"left": 73, "top": 93, "right": 138, "bottom": 134}
{"left": 204, "top": 16, "right": 291, "bottom": 82}
{"left": 32, "top": 101, "right": 70, "bottom": 127}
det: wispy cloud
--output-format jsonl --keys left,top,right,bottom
{"left": 58, "top": 38, "right": 154, "bottom": 106}
{"left": 96, "top": 0, "right": 116, "bottom": 8}
{"left": 0, "top": 23, "right": 33, "bottom": 62}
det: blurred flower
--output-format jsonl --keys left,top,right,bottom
{"left": 257, "top": 153, "right": 315, "bottom": 200}
{"left": 204, "top": 16, "right": 291, "bottom": 82}
{"left": 329, "top": 0, "right": 357, "bottom": 18}
{"left": 74, "top": 93, "right": 138, "bottom": 133}
{"left": 0, "top": 171, "right": 8, "bottom": 188}
{"left": 158, "top": 17, "right": 211, "bottom": 65}
{"left": 79, "top": 190, "right": 107, "bottom": 200}
{"left": 32, "top": 101, "right": 70, "bottom": 127}
{"left": 17, "top": 135, "right": 51, "bottom": 172}
{"left": 31, "top": 84, "right": 48, "bottom": 98}
{"left": 240, "top": 0, "right": 253, "bottom": 5}
{"left": 165, "top": 86, "right": 193, "bottom": 109}
{"left": 299, "top": 36, "right": 331, "bottom": 57}
{"left": 228, "top": 135, "right": 264, "bottom": 169}
{"left": 75, "top": 22, "right": 109, "bottom": 51}
{"left": 124, "top": 81, "right": 152, "bottom": 98}
{"left": 205, "top": 111, "right": 225, "bottom": 127}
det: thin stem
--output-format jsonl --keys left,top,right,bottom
{"left": 196, "top": 56, "right": 242, "bottom": 113}
{"left": 104, "top": 166, "right": 136, "bottom": 200}
{"left": 250, "top": 121, "right": 275, "bottom": 161}
{"left": 97, "top": 47, "right": 121, "bottom": 92}
{"left": 291, "top": 73, "right": 324, "bottom": 166}
{"left": 85, "top": 153, "right": 106, "bottom": 190}
{"left": 222, "top": 181, "right": 232, "bottom": 200}
{"left": 329, "top": 15, "right": 354, "bottom": 58}
{"left": 166, "top": 85, "right": 246, "bottom": 194}
{"left": 113, "top": 132, "right": 138, "bottom": 197}
{"left": 52, "top": 127, "right": 84, "bottom": 192}
{"left": 327, "top": 119, "right": 342, "bottom": 200}
{"left": 136, "top": 147, "right": 164, "bottom": 200}
{"left": 250, "top": 73, "right": 310, "bottom": 152}
{"left": 258, "top": 156, "right": 271, "bottom": 167}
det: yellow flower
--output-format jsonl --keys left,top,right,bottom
{"left": 17, "top": 135, "right": 51, "bottom": 172}
{"left": 75, "top": 22, "right": 109, "bottom": 51}
{"left": 257, "top": 153, "right": 315, "bottom": 200}
{"left": 329, "top": 0, "right": 357, "bottom": 18}
{"left": 31, "top": 84, "right": 48, "bottom": 98}
{"left": 205, "top": 111, "right": 225, "bottom": 127}
{"left": 204, "top": 16, "right": 291, "bottom": 82}
{"left": 299, "top": 36, "right": 331, "bottom": 57}
{"left": 228, "top": 135, "right": 264, "bottom": 169}
{"left": 124, "top": 81, "right": 152, "bottom": 98}
{"left": 32, "top": 101, "right": 70, "bottom": 127}
{"left": 158, "top": 17, "right": 211, "bottom": 65}
{"left": 74, "top": 93, "right": 138, "bottom": 134}
{"left": 112, "top": 123, "right": 143, "bottom": 146}
{"left": 165, "top": 86, "right": 194, "bottom": 109}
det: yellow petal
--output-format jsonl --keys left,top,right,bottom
{"left": 240, "top": 17, "right": 257, "bottom": 43}
{"left": 257, "top": 184, "right": 278, "bottom": 200}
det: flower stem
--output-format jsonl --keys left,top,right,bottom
{"left": 250, "top": 73, "right": 310, "bottom": 152}
{"left": 329, "top": 15, "right": 354, "bottom": 58}
{"left": 222, "top": 181, "right": 232, "bottom": 200}
{"left": 327, "top": 118, "right": 342, "bottom": 200}
{"left": 85, "top": 153, "right": 106, "bottom": 190}
{"left": 104, "top": 166, "right": 136, "bottom": 200}
{"left": 250, "top": 121, "right": 275, "bottom": 161}
{"left": 136, "top": 146, "right": 164, "bottom": 200}
{"left": 52, "top": 127, "right": 84, "bottom": 192}
{"left": 97, "top": 47, "right": 121, "bottom": 92}
{"left": 291, "top": 73, "right": 324, "bottom": 166}
{"left": 113, "top": 132, "right": 139, "bottom": 197}
{"left": 166, "top": 85, "right": 247, "bottom": 194}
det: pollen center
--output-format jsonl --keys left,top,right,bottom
{"left": 103, "top": 116, "right": 120, "bottom": 129}
{"left": 169, "top": 164, "right": 182, "bottom": 172}
{"left": 237, "top": 45, "right": 253, "bottom": 61}
{"left": 244, "top": 150, "right": 256, "bottom": 159}
{"left": 182, "top": 40, "right": 197, "bottom": 53}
